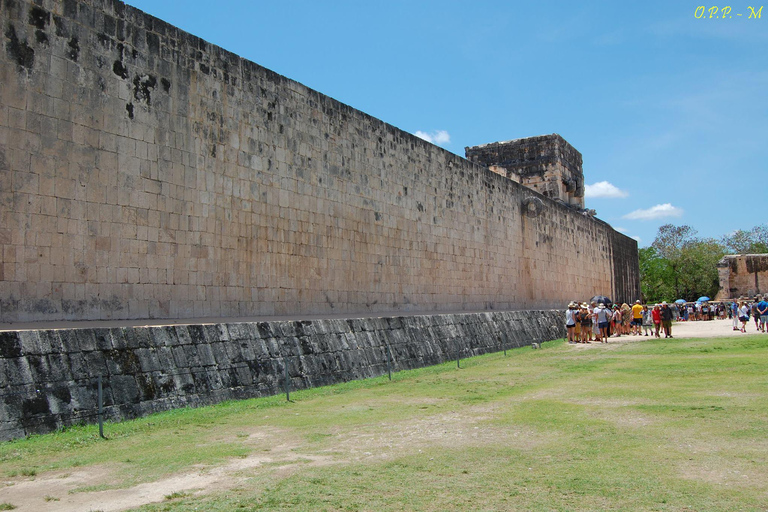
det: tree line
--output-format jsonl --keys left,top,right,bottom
{"left": 639, "top": 224, "right": 768, "bottom": 304}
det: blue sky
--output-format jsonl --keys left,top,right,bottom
{"left": 126, "top": 0, "right": 767, "bottom": 247}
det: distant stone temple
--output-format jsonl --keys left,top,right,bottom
{"left": 716, "top": 254, "right": 768, "bottom": 299}
{"left": 465, "top": 134, "right": 585, "bottom": 210}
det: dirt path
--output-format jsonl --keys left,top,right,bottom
{"left": 614, "top": 318, "right": 761, "bottom": 341}
{"left": 666, "top": 317, "right": 764, "bottom": 339}
{"left": 0, "top": 435, "right": 336, "bottom": 512}
{"left": 570, "top": 318, "right": 764, "bottom": 349}
{"left": 0, "top": 405, "right": 531, "bottom": 512}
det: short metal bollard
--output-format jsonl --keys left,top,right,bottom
{"left": 97, "top": 375, "right": 105, "bottom": 439}
{"left": 284, "top": 358, "right": 290, "bottom": 401}
{"left": 386, "top": 345, "right": 392, "bottom": 381}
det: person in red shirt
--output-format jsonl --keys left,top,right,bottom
{"left": 651, "top": 304, "right": 662, "bottom": 338}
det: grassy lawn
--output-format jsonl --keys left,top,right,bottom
{"left": 1, "top": 334, "right": 767, "bottom": 511}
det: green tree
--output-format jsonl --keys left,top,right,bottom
{"left": 638, "top": 246, "right": 674, "bottom": 303}
{"left": 646, "top": 224, "right": 726, "bottom": 301}
{"left": 722, "top": 224, "right": 768, "bottom": 254}
{"left": 677, "top": 238, "right": 726, "bottom": 301}
{"left": 650, "top": 224, "right": 697, "bottom": 300}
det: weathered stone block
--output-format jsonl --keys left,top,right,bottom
{"left": 135, "top": 347, "right": 162, "bottom": 372}
{"left": 15, "top": 331, "right": 39, "bottom": 356}
{"left": 110, "top": 375, "right": 140, "bottom": 405}
{"left": 148, "top": 326, "right": 175, "bottom": 347}
{"left": 81, "top": 349, "right": 106, "bottom": 375}
{"left": 92, "top": 328, "right": 114, "bottom": 351}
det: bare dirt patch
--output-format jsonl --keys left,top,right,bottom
{"left": 0, "top": 430, "right": 334, "bottom": 512}
{"left": 0, "top": 404, "right": 539, "bottom": 511}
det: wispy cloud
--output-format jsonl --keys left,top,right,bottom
{"left": 585, "top": 181, "right": 628, "bottom": 198}
{"left": 415, "top": 130, "right": 451, "bottom": 145}
{"left": 614, "top": 226, "right": 628, "bottom": 233}
{"left": 623, "top": 203, "right": 684, "bottom": 220}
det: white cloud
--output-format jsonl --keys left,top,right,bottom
{"left": 631, "top": 236, "right": 642, "bottom": 243}
{"left": 584, "top": 181, "right": 628, "bottom": 198}
{"left": 623, "top": 203, "right": 684, "bottom": 220}
{"left": 614, "top": 227, "right": 628, "bottom": 233}
{"left": 415, "top": 130, "right": 451, "bottom": 145}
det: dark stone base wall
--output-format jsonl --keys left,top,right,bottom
{"left": 610, "top": 229, "right": 641, "bottom": 304}
{"left": 0, "top": 310, "right": 564, "bottom": 441}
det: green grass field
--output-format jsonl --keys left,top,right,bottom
{"left": 1, "top": 334, "right": 767, "bottom": 511}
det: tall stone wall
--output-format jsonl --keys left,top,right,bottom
{"left": 0, "top": 310, "right": 563, "bottom": 440}
{"left": 716, "top": 254, "right": 768, "bottom": 299}
{"left": 610, "top": 229, "right": 641, "bottom": 305}
{"left": 0, "top": 0, "right": 639, "bottom": 324}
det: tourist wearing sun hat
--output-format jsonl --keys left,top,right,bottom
{"left": 590, "top": 301, "right": 601, "bottom": 341}
{"left": 579, "top": 303, "right": 592, "bottom": 343}
{"left": 565, "top": 302, "right": 578, "bottom": 343}
{"left": 595, "top": 303, "right": 611, "bottom": 342}
{"left": 617, "top": 303, "right": 628, "bottom": 335}
{"left": 573, "top": 304, "right": 583, "bottom": 341}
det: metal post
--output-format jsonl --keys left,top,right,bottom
{"left": 284, "top": 358, "right": 290, "bottom": 401}
{"left": 386, "top": 344, "right": 392, "bottom": 381}
{"left": 97, "top": 375, "right": 104, "bottom": 439}
{"left": 456, "top": 348, "right": 461, "bottom": 369}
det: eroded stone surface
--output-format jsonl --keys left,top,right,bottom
{"left": 0, "top": 0, "right": 638, "bottom": 323}
{"left": 716, "top": 254, "right": 768, "bottom": 299}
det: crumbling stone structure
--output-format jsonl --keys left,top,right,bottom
{"left": 716, "top": 254, "right": 768, "bottom": 299}
{"left": 465, "top": 135, "right": 585, "bottom": 209}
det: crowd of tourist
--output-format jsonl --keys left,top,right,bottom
{"left": 564, "top": 300, "right": 675, "bottom": 343}
{"left": 733, "top": 296, "right": 768, "bottom": 333}
{"left": 565, "top": 295, "right": 768, "bottom": 342}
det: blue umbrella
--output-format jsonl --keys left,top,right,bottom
{"left": 675, "top": 299, "right": 686, "bottom": 304}
{"left": 697, "top": 296, "right": 710, "bottom": 302}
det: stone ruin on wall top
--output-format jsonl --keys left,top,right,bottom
{"left": 465, "top": 134, "right": 587, "bottom": 211}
